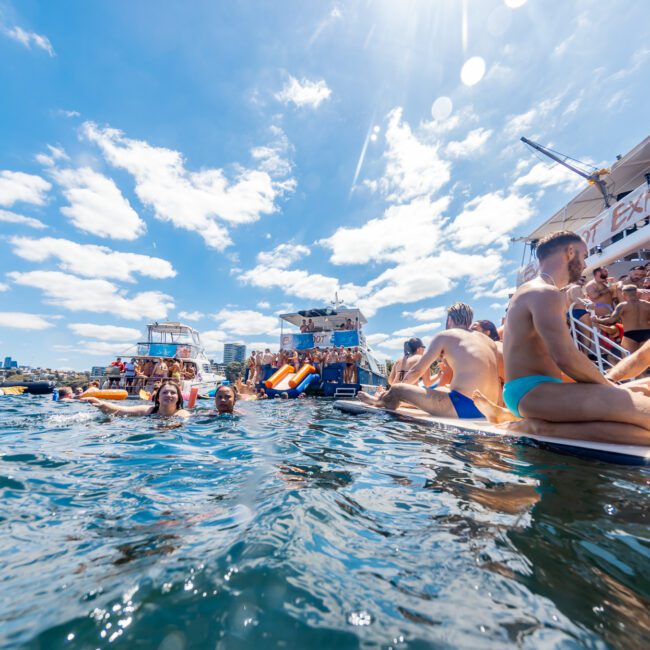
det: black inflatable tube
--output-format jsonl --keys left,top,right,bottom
{"left": 0, "top": 381, "right": 55, "bottom": 395}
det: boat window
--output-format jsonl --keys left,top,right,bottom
{"left": 202, "top": 364, "right": 211, "bottom": 373}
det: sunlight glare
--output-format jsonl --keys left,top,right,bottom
{"left": 460, "top": 57, "right": 486, "bottom": 87}
{"left": 431, "top": 96, "right": 453, "bottom": 121}
{"left": 504, "top": 0, "right": 527, "bottom": 8}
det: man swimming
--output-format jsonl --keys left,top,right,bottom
{"left": 594, "top": 285, "right": 650, "bottom": 352}
{"left": 357, "top": 303, "right": 501, "bottom": 418}
{"left": 479, "top": 230, "right": 650, "bottom": 445}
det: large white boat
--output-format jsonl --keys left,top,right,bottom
{"left": 91, "top": 322, "right": 223, "bottom": 395}
{"left": 266, "top": 305, "right": 386, "bottom": 397}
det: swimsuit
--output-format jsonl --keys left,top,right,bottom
{"left": 595, "top": 303, "right": 613, "bottom": 311}
{"left": 570, "top": 307, "right": 589, "bottom": 320}
{"left": 502, "top": 375, "right": 563, "bottom": 418}
{"left": 623, "top": 329, "right": 650, "bottom": 343}
{"left": 447, "top": 390, "right": 484, "bottom": 419}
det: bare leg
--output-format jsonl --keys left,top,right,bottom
{"left": 356, "top": 390, "right": 380, "bottom": 406}
{"left": 472, "top": 390, "right": 518, "bottom": 424}
{"left": 369, "top": 383, "right": 457, "bottom": 417}
{"left": 622, "top": 337, "right": 640, "bottom": 353}
{"left": 500, "top": 418, "right": 650, "bottom": 446}
{"left": 519, "top": 382, "right": 650, "bottom": 429}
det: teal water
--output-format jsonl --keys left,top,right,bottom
{"left": 0, "top": 395, "right": 648, "bottom": 649}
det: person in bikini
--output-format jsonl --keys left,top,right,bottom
{"left": 357, "top": 303, "right": 501, "bottom": 418}
{"left": 585, "top": 267, "right": 615, "bottom": 317}
{"left": 594, "top": 285, "right": 650, "bottom": 352}
{"left": 387, "top": 337, "right": 433, "bottom": 386}
{"left": 472, "top": 230, "right": 650, "bottom": 445}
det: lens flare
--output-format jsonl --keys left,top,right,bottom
{"left": 460, "top": 56, "right": 486, "bottom": 87}
{"left": 431, "top": 96, "right": 453, "bottom": 121}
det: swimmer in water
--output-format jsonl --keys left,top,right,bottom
{"left": 212, "top": 384, "right": 238, "bottom": 415}
{"left": 81, "top": 379, "right": 190, "bottom": 418}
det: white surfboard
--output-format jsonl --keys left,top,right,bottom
{"left": 333, "top": 400, "right": 650, "bottom": 466}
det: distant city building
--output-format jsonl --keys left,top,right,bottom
{"left": 223, "top": 343, "right": 246, "bottom": 364}
{"left": 3, "top": 356, "right": 18, "bottom": 369}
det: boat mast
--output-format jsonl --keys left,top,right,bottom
{"left": 520, "top": 137, "right": 611, "bottom": 208}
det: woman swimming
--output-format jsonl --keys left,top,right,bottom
{"left": 212, "top": 384, "right": 239, "bottom": 415}
{"left": 82, "top": 379, "right": 190, "bottom": 418}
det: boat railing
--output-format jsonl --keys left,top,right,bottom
{"left": 568, "top": 303, "right": 629, "bottom": 373}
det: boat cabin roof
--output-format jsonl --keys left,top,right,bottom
{"left": 279, "top": 307, "right": 367, "bottom": 328}
{"left": 525, "top": 136, "right": 650, "bottom": 241}
{"left": 147, "top": 321, "right": 198, "bottom": 335}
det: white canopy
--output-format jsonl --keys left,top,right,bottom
{"left": 279, "top": 307, "right": 367, "bottom": 329}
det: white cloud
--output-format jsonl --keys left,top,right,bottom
{"left": 8, "top": 271, "right": 174, "bottom": 320}
{"left": 365, "top": 333, "right": 389, "bottom": 347}
{"left": 378, "top": 108, "right": 451, "bottom": 202}
{"left": 200, "top": 329, "right": 229, "bottom": 356}
{"left": 401, "top": 306, "right": 447, "bottom": 321}
{"left": 3, "top": 25, "right": 55, "bottom": 56}
{"left": 212, "top": 309, "right": 279, "bottom": 336}
{"left": 0, "top": 171, "right": 51, "bottom": 207}
{"left": 514, "top": 161, "right": 584, "bottom": 193}
{"left": 392, "top": 321, "right": 441, "bottom": 337}
{"left": 10, "top": 237, "right": 176, "bottom": 282}
{"left": 35, "top": 144, "right": 69, "bottom": 167}
{"left": 56, "top": 340, "right": 137, "bottom": 357}
{"left": 0, "top": 282, "right": 8, "bottom": 292}
{"left": 319, "top": 196, "right": 449, "bottom": 265}
{"left": 358, "top": 250, "right": 504, "bottom": 316}
{"left": 0, "top": 209, "right": 46, "bottom": 229}
{"left": 178, "top": 310, "right": 205, "bottom": 322}
{"left": 50, "top": 167, "right": 146, "bottom": 240}
{"left": 0, "top": 312, "right": 53, "bottom": 330}
{"left": 275, "top": 76, "right": 332, "bottom": 109}
{"left": 445, "top": 128, "right": 493, "bottom": 158}
{"left": 256, "top": 243, "right": 311, "bottom": 269}
{"left": 244, "top": 341, "right": 280, "bottom": 353}
{"left": 82, "top": 121, "right": 294, "bottom": 250}
{"left": 256, "top": 301, "right": 271, "bottom": 310}
{"left": 448, "top": 191, "right": 535, "bottom": 250}
{"left": 68, "top": 323, "right": 141, "bottom": 341}
{"left": 503, "top": 95, "right": 562, "bottom": 138}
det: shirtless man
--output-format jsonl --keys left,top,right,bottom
{"left": 585, "top": 267, "right": 615, "bottom": 317}
{"left": 594, "top": 285, "right": 650, "bottom": 352}
{"left": 475, "top": 230, "right": 649, "bottom": 445}
{"left": 357, "top": 303, "right": 500, "bottom": 418}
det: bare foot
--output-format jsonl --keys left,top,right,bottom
{"left": 472, "top": 390, "right": 518, "bottom": 424}
{"left": 356, "top": 391, "right": 378, "bottom": 406}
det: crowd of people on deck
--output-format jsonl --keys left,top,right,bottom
{"left": 102, "top": 357, "right": 197, "bottom": 393}
{"left": 299, "top": 316, "right": 359, "bottom": 332}
{"left": 246, "top": 346, "right": 365, "bottom": 385}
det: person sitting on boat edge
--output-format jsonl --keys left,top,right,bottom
{"left": 357, "top": 302, "right": 501, "bottom": 418}
{"left": 387, "top": 337, "right": 433, "bottom": 387}
{"left": 472, "top": 230, "right": 650, "bottom": 445}
{"left": 81, "top": 379, "right": 190, "bottom": 418}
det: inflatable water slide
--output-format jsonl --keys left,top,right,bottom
{"left": 264, "top": 364, "right": 319, "bottom": 398}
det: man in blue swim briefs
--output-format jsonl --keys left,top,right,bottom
{"left": 474, "top": 230, "right": 650, "bottom": 446}
{"left": 357, "top": 303, "right": 502, "bottom": 419}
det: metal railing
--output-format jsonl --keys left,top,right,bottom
{"left": 568, "top": 303, "right": 629, "bottom": 373}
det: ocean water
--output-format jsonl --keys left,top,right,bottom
{"left": 0, "top": 395, "right": 648, "bottom": 650}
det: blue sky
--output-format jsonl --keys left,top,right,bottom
{"left": 0, "top": 0, "right": 648, "bottom": 369}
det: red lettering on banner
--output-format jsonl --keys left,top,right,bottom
{"left": 610, "top": 203, "right": 627, "bottom": 233}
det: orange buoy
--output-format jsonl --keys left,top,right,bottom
{"left": 288, "top": 364, "right": 315, "bottom": 388}
{"left": 81, "top": 389, "right": 128, "bottom": 400}
{"left": 187, "top": 386, "right": 199, "bottom": 409}
{"left": 264, "top": 364, "right": 294, "bottom": 389}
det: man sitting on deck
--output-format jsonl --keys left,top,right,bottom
{"left": 357, "top": 303, "right": 501, "bottom": 418}
{"left": 473, "top": 230, "right": 650, "bottom": 445}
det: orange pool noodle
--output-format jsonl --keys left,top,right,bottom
{"left": 82, "top": 389, "right": 128, "bottom": 400}
{"left": 264, "top": 364, "right": 294, "bottom": 389}
{"left": 288, "top": 364, "right": 315, "bottom": 388}
{"left": 188, "top": 386, "right": 199, "bottom": 409}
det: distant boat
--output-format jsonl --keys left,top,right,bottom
{"left": 91, "top": 321, "right": 223, "bottom": 396}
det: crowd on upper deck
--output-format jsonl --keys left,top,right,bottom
{"left": 103, "top": 357, "right": 197, "bottom": 393}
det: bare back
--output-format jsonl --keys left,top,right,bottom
{"left": 619, "top": 300, "right": 650, "bottom": 331}
{"left": 504, "top": 278, "right": 565, "bottom": 381}
{"left": 439, "top": 329, "right": 500, "bottom": 402}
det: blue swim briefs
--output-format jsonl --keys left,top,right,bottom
{"left": 502, "top": 375, "right": 563, "bottom": 419}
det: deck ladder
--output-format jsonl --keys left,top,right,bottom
{"left": 568, "top": 302, "right": 629, "bottom": 374}
{"left": 334, "top": 387, "right": 357, "bottom": 398}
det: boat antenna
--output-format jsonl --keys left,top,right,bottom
{"left": 331, "top": 292, "right": 344, "bottom": 309}
{"left": 520, "top": 137, "right": 611, "bottom": 208}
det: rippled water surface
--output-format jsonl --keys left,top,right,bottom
{"left": 1, "top": 394, "right": 649, "bottom": 649}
